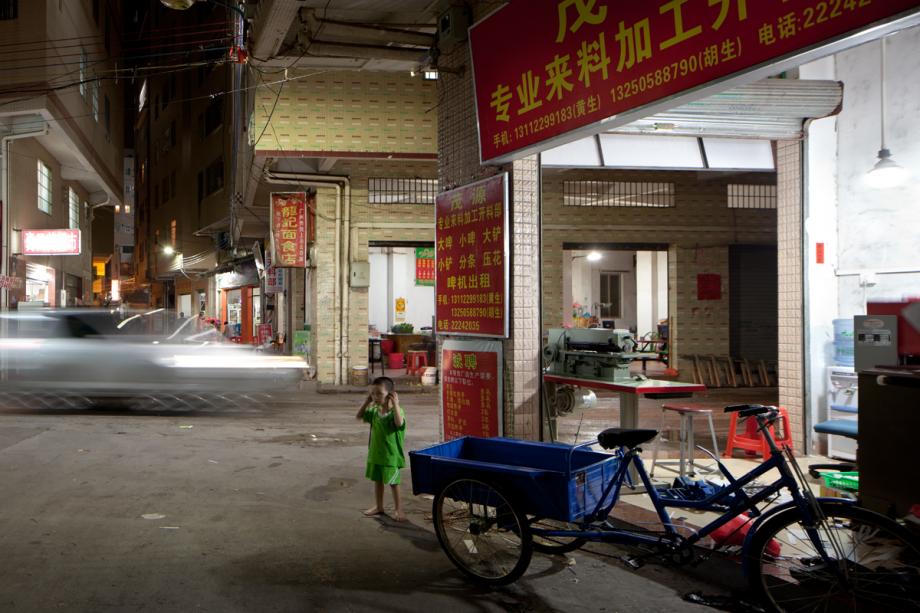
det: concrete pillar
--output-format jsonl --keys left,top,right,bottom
{"left": 438, "top": 13, "right": 542, "bottom": 440}
{"left": 777, "top": 140, "right": 806, "bottom": 452}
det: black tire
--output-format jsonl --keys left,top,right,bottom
{"left": 746, "top": 500, "right": 920, "bottom": 612}
{"left": 529, "top": 518, "right": 588, "bottom": 554}
{"left": 432, "top": 478, "right": 532, "bottom": 585}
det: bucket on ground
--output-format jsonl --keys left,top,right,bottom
{"left": 387, "top": 352, "right": 404, "bottom": 370}
{"left": 350, "top": 365, "right": 369, "bottom": 386}
{"left": 421, "top": 367, "right": 438, "bottom": 386}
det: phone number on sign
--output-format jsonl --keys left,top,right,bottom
{"left": 610, "top": 51, "right": 724, "bottom": 104}
{"left": 511, "top": 96, "right": 600, "bottom": 141}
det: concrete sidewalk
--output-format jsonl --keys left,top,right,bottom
{"left": 0, "top": 384, "right": 746, "bottom": 612}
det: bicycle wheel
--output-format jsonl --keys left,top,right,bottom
{"left": 746, "top": 500, "right": 920, "bottom": 612}
{"left": 529, "top": 518, "right": 587, "bottom": 554}
{"left": 433, "top": 478, "right": 532, "bottom": 585}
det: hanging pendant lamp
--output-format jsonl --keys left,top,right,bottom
{"left": 866, "top": 36, "right": 908, "bottom": 189}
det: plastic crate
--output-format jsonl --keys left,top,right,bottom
{"left": 821, "top": 471, "right": 859, "bottom": 492}
{"left": 409, "top": 436, "right": 620, "bottom": 523}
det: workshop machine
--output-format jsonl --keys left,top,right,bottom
{"left": 542, "top": 328, "right": 639, "bottom": 414}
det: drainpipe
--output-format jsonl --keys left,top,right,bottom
{"left": 1, "top": 119, "right": 50, "bottom": 310}
{"left": 265, "top": 171, "right": 351, "bottom": 385}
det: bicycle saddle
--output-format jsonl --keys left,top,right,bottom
{"left": 598, "top": 428, "right": 658, "bottom": 450}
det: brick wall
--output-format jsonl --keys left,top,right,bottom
{"left": 254, "top": 71, "right": 437, "bottom": 155}
{"left": 541, "top": 168, "right": 776, "bottom": 371}
{"left": 776, "top": 141, "right": 805, "bottom": 450}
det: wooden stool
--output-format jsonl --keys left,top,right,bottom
{"left": 650, "top": 403, "right": 721, "bottom": 478}
{"left": 724, "top": 406, "right": 794, "bottom": 459}
{"left": 406, "top": 350, "right": 428, "bottom": 375}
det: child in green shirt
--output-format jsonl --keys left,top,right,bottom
{"left": 356, "top": 376, "right": 407, "bottom": 521}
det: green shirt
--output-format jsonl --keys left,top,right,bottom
{"left": 363, "top": 403, "right": 406, "bottom": 468}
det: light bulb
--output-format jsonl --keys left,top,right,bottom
{"left": 587, "top": 251, "right": 602, "bottom": 262}
{"left": 162, "top": 245, "right": 175, "bottom": 255}
{"left": 866, "top": 148, "right": 908, "bottom": 189}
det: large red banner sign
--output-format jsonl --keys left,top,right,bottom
{"left": 471, "top": 0, "right": 920, "bottom": 163}
{"left": 22, "top": 229, "right": 81, "bottom": 255}
{"left": 270, "top": 192, "right": 307, "bottom": 268}
{"left": 441, "top": 340, "right": 503, "bottom": 440}
{"left": 435, "top": 174, "right": 508, "bottom": 337}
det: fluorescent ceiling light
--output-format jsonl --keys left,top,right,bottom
{"left": 587, "top": 251, "right": 602, "bottom": 262}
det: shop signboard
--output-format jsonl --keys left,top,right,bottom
{"left": 270, "top": 192, "right": 307, "bottom": 268}
{"left": 415, "top": 247, "right": 435, "bottom": 286}
{"left": 441, "top": 339, "right": 503, "bottom": 440}
{"left": 471, "top": 0, "right": 920, "bottom": 164}
{"left": 22, "top": 229, "right": 81, "bottom": 256}
{"left": 435, "top": 174, "right": 508, "bottom": 338}
{"left": 0, "top": 275, "right": 23, "bottom": 289}
{"left": 292, "top": 329, "right": 311, "bottom": 362}
{"left": 263, "top": 250, "right": 284, "bottom": 294}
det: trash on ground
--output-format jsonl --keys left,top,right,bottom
{"left": 142, "top": 513, "right": 166, "bottom": 520}
{"left": 683, "top": 591, "right": 765, "bottom": 613}
{"left": 159, "top": 526, "right": 181, "bottom": 530}
{"left": 208, "top": 459, "right": 219, "bottom": 464}
{"left": 179, "top": 425, "right": 194, "bottom": 430}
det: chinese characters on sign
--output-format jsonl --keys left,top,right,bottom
{"left": 22, "top": 229, "right": 81, "bottom": 256}
{"left": 270, "top": 192, "right": 308, "bottom": 268}
{"left": 435, "top": 174, "right": 508, "bottom": 337}
{"left": 471, "top": 0, "right": 920, "bottom": 163}
{"left": 441, "top": 339, "right": 503, "bottom": 439}
{"left": 415, "top": 247, "right": 435, "bottom": 286}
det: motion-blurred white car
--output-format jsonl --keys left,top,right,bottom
{"left": 0, "top": 309, "right": 305, "bottom": 407}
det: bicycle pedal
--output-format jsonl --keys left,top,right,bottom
{"left": 621, "top": 556, "right": 644, "bottom": 570}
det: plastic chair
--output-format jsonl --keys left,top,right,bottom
{"left": 651, "top": 404, "right": 721, "bottom": 478}
{"left": 406, "top": 350, "right": 428, "bottom": 375}
{"left": 724, "top": 406, "right": 794, "bottom": 459}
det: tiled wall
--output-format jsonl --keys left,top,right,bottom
{"left": 253, "top": 72, "right": 437, "bottom": 155}
{"left": 776, "top": 141, "right": 805, "bottom": 450}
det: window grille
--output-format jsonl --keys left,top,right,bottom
{"left": 368, "top": 178, "right": 438, "bottom": 205}
{"left": 727, "top": 184, "right": 777, "bottom": 209}
{"left": 0, "top": 0, "right": 17, "bottom": 20}
{"left": 563, "top": 180, "right": 675, "bottom": 208}
{"left": 37, "top": 161, "right": 52, "bottom": 214}
{"left": 68, "top": 188, "right": 80, "bottom": 229}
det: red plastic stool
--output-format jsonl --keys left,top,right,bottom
{"left": 724, "top": 406, "right": 794, "bottom": 459}
{"left": 406, "top": 350, "right": 428, "bottom": 375}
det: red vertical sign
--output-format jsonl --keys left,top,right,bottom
{"left": 270, "top": 192, "right": 307, "bottom": 268}
{"left": 435, "top": 174, "right": 508, "bottom": 337}
{"left": 441, "top": 339, "right": 503, "bottom": 440}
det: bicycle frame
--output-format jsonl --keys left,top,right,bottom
{"left": 535, "top": 420, "right": 824, "bottom": 553}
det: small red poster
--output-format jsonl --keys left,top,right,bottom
{"left": 257, "top": 323, "right": 273, "bottom": 345}
{"left": 697, "top": 274, "right": 722, "bottom": 301}
{"left": 441, "top": 339, "right": 503, "bottom": 440}
{"left": 270, "top": 192, "right": 308, "bottom": 268}
{"left": 435, "top": 174, "right": 508, "bottom": 337}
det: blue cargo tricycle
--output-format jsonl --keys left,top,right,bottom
{"left": 410, "top": 406, "right": 920, "bottom": 612}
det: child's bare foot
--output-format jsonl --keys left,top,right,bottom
{"left": 391, "top": 511, "right": 407, "bottom": 522}
{"left": 363, "top": 507, "right": 384, "bottom": 517}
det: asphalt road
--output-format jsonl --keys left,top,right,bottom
{"left": 0, "top": 386, "right": 748, "bottom": 612}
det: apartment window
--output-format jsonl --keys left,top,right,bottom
{"left": 79, "top": 50, "right": 88, "bottom": 98}
{"left": 202, "top": 98, "right": 223, "bottom": 138}
{"left": 36, "top": 161, "right": 53, "bottom": 214}
{"left": 197, "top": 171, "right": 203, "bottom": 204}
{"left": 170, "top": 219, "right": 177, "bottom": 246}
{"left": 161, "top": 178, "right": 169, "bottom": 204}
{"left": 169, "top": 171, "right": 176, "bottom": 201}
{"left": 599, "top": 272, "right": 622, "bottom": 319}
{"left": 92, "top": 83, "right": 99, "bottom": 122}
{"left": 563, "top": 180, "right": 675, "bottom": 208}
{"left": 368, "top": 178, "right": 438, "bottom": 204}
{"left": 104, "top": 95, "right": 111, "bottom": 135}
{"left": 204, "top": 156, "right": 224, "bottom": 196}
{"left": 67, "top": 188, "right": 80, "bottom": 229}
{"left": 0, "top": 1, "right": 18, "bottom": 20}
{"left": 92, "top": 0, "right": 99, "bottom": 23}
{"left": 154, "top": 184, "right": 159, "bottom": 210}
{"left": 170, "top": 120, "right": 177, "bottom": 149}
{"left": 727, "top": 184, "right": 777, "bottom": 210}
